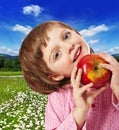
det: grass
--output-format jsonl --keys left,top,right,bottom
{"left": 0, "top": 73, "right": 47, "bottom": 130}
{"left": 0, "top": 71, "right": 22, "bottom": 76}
{"left": 0, "top": 77, "right": 27, "bottom": 104}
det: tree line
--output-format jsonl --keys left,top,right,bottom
{"left": 0, "top": 56, "right": 21, "bottom": 71}
{"left": 0, "top": 54, "right": 119, "bottom": 71}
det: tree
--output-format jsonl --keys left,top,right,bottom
{"left": 0, "top": 56, "right": 21, "bottom": 71}
{"left": 0, "top": 56, "right": 4, "bottom": 69}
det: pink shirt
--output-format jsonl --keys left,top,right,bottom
{"left": 45, "top": 84, "right": 119, "bottom": 130}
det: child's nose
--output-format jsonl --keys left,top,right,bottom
{"left": 64, "top": 44, "right": 75, "bottom": 54}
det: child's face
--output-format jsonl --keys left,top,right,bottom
{"left": 42, "top": 27, "right": 90, "bottom": 80}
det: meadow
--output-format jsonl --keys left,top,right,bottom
{"left": 0, "top": 72, "right": 47, "bottom": 130}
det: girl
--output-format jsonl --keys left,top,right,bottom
{"left": 19, "top": 21, "right": 119, "bottom": 130}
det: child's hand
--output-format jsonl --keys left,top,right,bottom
{"left": 71, "top": 65, "right": 105, "bottom": 110}
{"left": 70, "top": 65, "right": 105, "bottom": 127}
{"left": 98, "top": 52, "right": 119, "bottom": 101}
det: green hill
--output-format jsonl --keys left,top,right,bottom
{"left": 112, "top": 54, "right": 119, "bottom": 62}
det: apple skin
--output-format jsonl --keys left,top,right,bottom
{"left": 77, "top": 54, "right": 112, "bottom": 88}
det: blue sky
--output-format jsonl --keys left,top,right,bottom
{"left": 0, "top": 0, "right": 119, "bottom": 56}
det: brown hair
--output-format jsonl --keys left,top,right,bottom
{"left": 19, "top": 21, "right": 78, "bottom": 94}
{"left": 19, "top": 21, "right": 93, "bottom": 94}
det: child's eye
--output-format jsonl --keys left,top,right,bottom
{"left": 54, "top": 50, "right": 61, "bottom": 60}
{"left": 64, "top": 31, "right": 71, "bottom": 40}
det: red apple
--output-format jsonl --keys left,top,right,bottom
{"left": 77, "top": 54, "right": 111, "bottom": 88}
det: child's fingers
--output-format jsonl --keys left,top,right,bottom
{"left": 71, "top": 65, "right": 78, "bottom": 82}
{"left": 71, "top": 66, "right": 79, "bottom": 91}
{"left": 98, "top": 52, "right": 110, "bottom": 60}
{"left": 86, "top": 87, "right": 106, "bottom": 104}
{"left": 98, "top": 52, "right": 119, "bottom": 72}
{"left": 90, "top": 87, "right": 106, "bottom": 98}
{"left": 76, "top": 69, "right": 82, "bottom": 88}
{"left": 98, "top": 52, "right": 117, "bottom": 64}
{"left": 79, "top": 83, "right": 93, "bottom": 94}
{"left": 71, "top": 69, "right": 82, "bottom": 92}
{"left": 100, "top": 63, "right": 112, "bottom": 71}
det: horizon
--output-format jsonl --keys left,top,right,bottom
{"left": 0, "top": 53, "right": 119, "bottom": 57}
{"left": 0, "top": 0, "right": 119, "bottom": 56}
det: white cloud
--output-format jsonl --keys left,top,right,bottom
{"left": 105, "top": 46, "right": 119, "bottom": 55}
{"left": 23, "top": 5, "right": 43, "bottom": 17}
{"left": 12, "top": 24, "right": 32, "bottom": 35}
{"left": 88, "top": 39, "right": 99, "bottom": 44}
{"left": 93, "top": 48, "right": 101, "bottom": 53}
{"left": 79, "top": 24, "right": 109, "bottom": 37}
{"left": 0, "top": 46, "right": 18, "bottom": 56}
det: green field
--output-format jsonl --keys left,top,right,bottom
{"left": 0, "top": 72, "right": 47, "bottom": 130}
{"left": 0, "top": 71, "right": 22, "bottom": 76}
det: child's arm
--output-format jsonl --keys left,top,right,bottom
{"left": 98, "top": 52, "right": 119, "bottom": 102}
{"left": 71, "top": 66, "right": 105, "bottom": 129}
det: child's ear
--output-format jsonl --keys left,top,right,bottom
{"left": 48, "top": 74, "right": 64, "bottom": 81}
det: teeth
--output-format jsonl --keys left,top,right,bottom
{"left": 73, "top": 47, "right": 81, "bottom": 62}
{"left": 76, "top": 49, "right": 80, "bottom": 57}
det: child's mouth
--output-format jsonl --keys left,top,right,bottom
{"left": 73, "top": 46, "right": 82, "bottom": 62}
